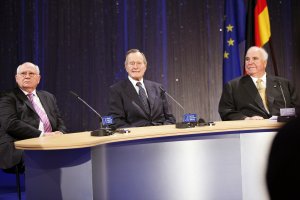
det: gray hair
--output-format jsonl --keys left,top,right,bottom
{"left": 247, "top": 46, "right": 269, "bottom": 61}
{"left": 124, "top": 49, "right": 147, "bottom": 65}
{"left": 16, "top": 62, "right": 40, "bottom": 74}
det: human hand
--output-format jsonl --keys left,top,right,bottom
{"left": 43, "top": 131, "right": 64, "bottom": 137}
{"left": 244, "top": 116, "right": 264, "bottom": 120}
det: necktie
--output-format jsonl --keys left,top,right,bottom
{"left": 27, "top": 93, "right": 52, "bottom": 132}
{"left": 256, "top": 79, "right": 269, "bottom": 112}
{"left": 136, "top": 82, "right": 150, "bottom": 114}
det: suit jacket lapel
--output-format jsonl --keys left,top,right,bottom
{"left": 241, "top": 75, "right": 267, "bottom": 112}
{"left": 266, "top": 75, "right": 275, "bottom": 111}
{"left": 14, "top": 88, "right": 35, "bottom": 111}
{"left": 125, "top": 79, "right": 149, "bottom": 116}
{"left": 37, "top": 91, "right": 49, "bottom": 114}
{"left": 36, "top": 91, "right": 54, "bottom": 126}
{"left": 144, "top": 80, "right": 155, "bottom": 113}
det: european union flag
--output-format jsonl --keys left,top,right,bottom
{"left": 222, "top": 0, "right": 246, "bottom": 85}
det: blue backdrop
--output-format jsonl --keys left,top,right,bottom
{"left": 0, "top": 0, "right": 299, "bottom": 132}
{"left": 1, "top": 1, "right": 300, "bottom": 198}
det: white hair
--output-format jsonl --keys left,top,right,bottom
{"left": 248, "top": 46, "right": 268, "bottom": 61}
{"left": 16, "top": 62, "right": 40, "bottom": 74}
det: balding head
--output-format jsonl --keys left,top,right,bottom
{"left": 245, "top": 46, "right": 268, "bottom": 78}
{"left": 15, "top": 62, "right": 41, "bottom": 93}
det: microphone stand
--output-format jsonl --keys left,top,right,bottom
{"left": 159, "top": 87, "right": 213, "bottom": 128}
{"left": 276, "top": 81, "right": 296, "bottom": 122}
{"left": 69, "top": 91, "right": 113, "bottom": 136}
{"left": 159, "top": 86, "right": 197, "bottom": 128}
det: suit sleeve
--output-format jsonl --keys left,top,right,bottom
{"left": 218, "top": 82, "right": 247, "bottom": 121}
{"left": 0, "top": 94, "right": 41, "bottom": 139}
{"left": 108, "top": 86, "right": 131, "bottom": 128}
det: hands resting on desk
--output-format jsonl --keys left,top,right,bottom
{"left": 43, "top": 131, "right": 64, "bottom": 137}
{"left": 244, "top": 116, "right": 265, "bottom": 120}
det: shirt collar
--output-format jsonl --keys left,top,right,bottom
{"left": 250, "top": 73, "right": 267, "bottom": 84}
{"left": 20, "top": 88, "right": 37, "bottom": 96}
{"left": 128, "top": 76, "right": 144, "bottom": 87}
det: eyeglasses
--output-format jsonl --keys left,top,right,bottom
{"left": 18, "top": 72, "right": 38, "bottom": 77}
{"left": 128, "top": 61, "right": 144, "bottom": 66}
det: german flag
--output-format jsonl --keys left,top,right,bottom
{"left": 246, "top": 0, "right": 271, "bottom": 48}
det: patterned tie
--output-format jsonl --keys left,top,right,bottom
{"left": 27, "top": 93, "right": 52, "bottom": 132}
{"left": 256, "top": 79, "right": 269, "bottom": 112}
{"left": 136, "top": 82, "right": 150, "bottom": 114}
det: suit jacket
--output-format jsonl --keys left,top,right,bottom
{"left": 218, "top": 74, "right": 300, "bottom": 120}
{"left": 108, "top": 79, "right": 176, "bottom": 128}
{"left": 0, "top": 87, "right": 67, "bottom": 169}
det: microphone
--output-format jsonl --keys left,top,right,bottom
{"left": 159, "top": 86, "right": 185, "bottom": 112}
{"left": 276, "top": 81, "right": 287, "bottom": 108}
{"left": 69, "top": 91, "right": 112, "bottom": 136}
{"left": 159, "top": 86, "right": 198, "bottom": 128}
{"left": 69, "top": 91, "right": 103, "bottom": 126}
{"left": 274, "top": 81, "right": 296, "bottom": 122}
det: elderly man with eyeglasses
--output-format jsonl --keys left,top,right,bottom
{"left": 0, "top": 62, "right": 67, "bottom": 170}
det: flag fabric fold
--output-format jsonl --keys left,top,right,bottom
{"left": 246, "top": 0, "right": 271, "bottom": 48}
{"left": 222, "top": 0, "right": 246, "bottom": 85}
{"left": 255, "top": 0, "right": 271, "bottom": 47}
{"left": 223, "top": 0, "right": 271, "bottom": 84}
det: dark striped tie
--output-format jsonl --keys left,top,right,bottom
{"left": 136, "top": 82, "right": 150, "bottom": 114}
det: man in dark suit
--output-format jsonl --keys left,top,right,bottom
{"left": 219, "top": 46, "right": 299, "bottom": 120}
{"left": 108, "top": 49, "right": 176, "bottom": 128}
{"left": 0, "top": 62, "right": 67, "bottom": 169}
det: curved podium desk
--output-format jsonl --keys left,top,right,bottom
{"left": 15, "top": 120, "right": 283, "bottom": 200}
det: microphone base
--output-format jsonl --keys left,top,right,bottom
{"left": 277, "top": 116, "right": 296, "bottom": 122}
{"left": 197, "top": 121, "right": 216, "bottom": 126}
{"left": 91, "top": 128, "right": 114, "bottom": 136}
{"left": 176, "top": 122, "right": 197, "bottom": 129}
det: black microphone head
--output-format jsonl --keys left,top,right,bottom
{"left": 69, "top": 91, "right": 79, "bottom": 98}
